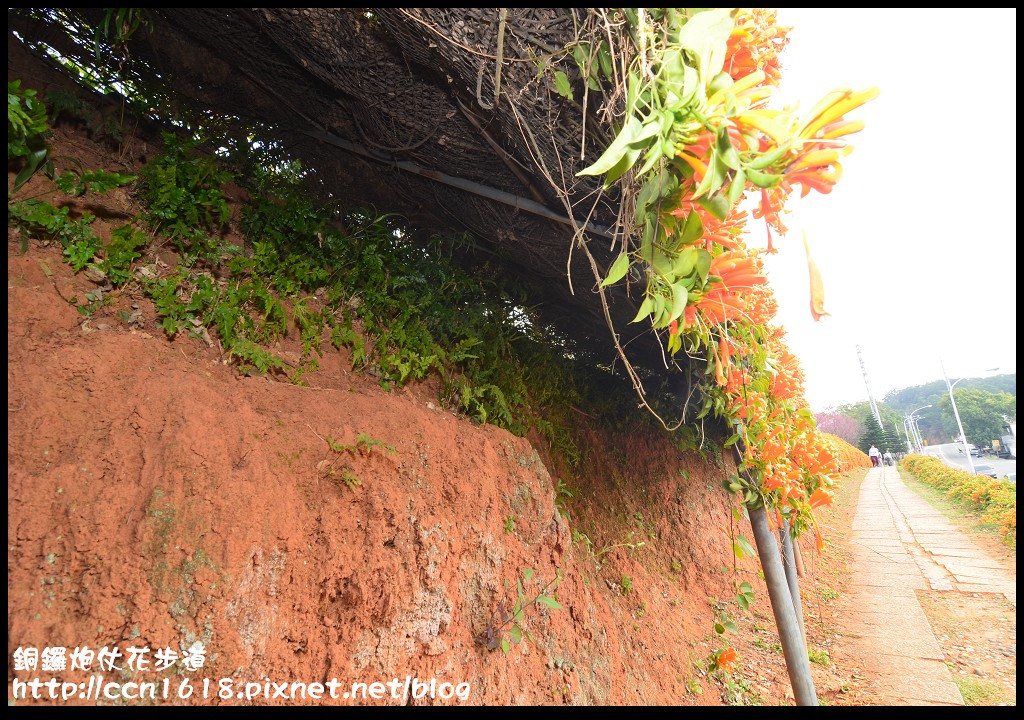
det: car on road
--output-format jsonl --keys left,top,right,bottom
{"left": 973, "top": 464, "right": 999, "bottom": 478}
{"left": 969, "top": 445, "right": 981, "bottom": 457}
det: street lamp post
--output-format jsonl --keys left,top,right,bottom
{"left": 941, "top": 360, "right": 975, "bottom": 475}
{"left": 906, "top": 405, "right": 932, "bottom": 454}
{"left": 902, "top": 417, "right": 914, "bottom": 454}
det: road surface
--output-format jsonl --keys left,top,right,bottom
{"left": 922, "top": 442, "right": 1016, "bottom": 481}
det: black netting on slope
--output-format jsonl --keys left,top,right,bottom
{"left": 10, "top": 7, "right": 684, "bottom": 383}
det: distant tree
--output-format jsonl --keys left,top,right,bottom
{"left": 882, "top": 426, "right": 904, "bottom": 455}
{"left": 883, "top": 373, "right": 1016, "bottom": 444}
{"left": 815, "top": 410, "right": 862, "bottom": 445}
{"left": 939, "top": 389, "right": 1017, "bottom": 447}
{"left": 837, "top": 401, "right": 903, "bottom": 445}
{"left": 857, "top": 414, "right": 887, "bottom": 455}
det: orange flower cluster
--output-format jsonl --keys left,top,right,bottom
{"left": 670, "top": 200, "right": 748, "bottom": 251}
{"left": 769, "top": 345, "right": 805, "bottom": 401}
{"left": 695, "top": 250, "right": 767, "bottom": 325}
{"left": 751, "top": 87, "right": 879, "bottom": 245}
{"left": 724, "top": 8, "right": 791, "bottom": 85}
{"left": 752, "top": 185, "right": 789, "bottom": 247}
{"left": 742, "top": 282, "right": 778, "bottom": 326}
{"left": 644, "top": 12, "right": 876, "bottom": 535}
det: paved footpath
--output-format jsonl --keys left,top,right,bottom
{"left": 836, "top": 465, "right": 1015, "bottom": 705}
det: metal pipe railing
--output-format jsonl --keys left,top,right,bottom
{"left": 749, "top": 505, "right": 818, "bottom": 705}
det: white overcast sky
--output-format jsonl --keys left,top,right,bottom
{"left": 753, "top": 8, "right": 1017, "bottom": 411}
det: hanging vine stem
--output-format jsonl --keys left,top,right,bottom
{"left": 506, "top": 99, "right": 687, "bottom": 433}
{"left": 493, "top": 8, "right": 507, "bottom": 107}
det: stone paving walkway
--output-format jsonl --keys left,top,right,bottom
{"left": 837, "top": 465, "right": 1016, "bottom": 705}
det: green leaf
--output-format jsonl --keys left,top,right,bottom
{"left": 736, "top": 536, "right": 756, "bottom": 558}
{"left": 509, "top": 624, "right": 523, "bottom": 644}
{"left": 577, "top": 115, "right": 642, "bottom": 179}
{"left": 500, "top": 638, "right": 510, "bottom": 654}
{"left": 12, "top": 145, "right": 49, "bottom": 193}
{"left": 696, "top": 249, "right": 712, "bottom": 283}
{"left": 736, "top": 594, "right": 749, "bottom": 610}
{"left": 716, "top": 126, "right": 742, "bottom": 171}
{"left": 728, "top": 169, "right": 746, "bottom": 205}
{"left": 669, "top": 283, "right": 688, "bottom": 322}
{"left": 572, "top": 43, "right": 588, "bottom": 73}
{"left": 598, "top": 44, "right": 613, "bottom": 78}
{"left": 625, "top": 71, "right": 641, "bottom": 115}
{"left": 672, "top": 246, "right": 698, "bottom": 277}
{"left": 746, "top": 168, "right": 782, "bottom": 189}
{"left": 631, "top": 296, "right": 654, "bottom": 323}
{"left": 739, "top": 582, "right": 753, "bottom": 594}
{"left": 723, "top": 621, "right": 738, "bottom": 634}
{"left": 640, "top": 220, "right": 654, "bottom": 263}
{"left": 637, "top": 143, "right": 664, "bottom": 175}
{"left": 523, "top": 568, "right": 535, "bottom": 581}
{"left": 667, "top": 332, "right": 682, "bottom": 356}
{"left": 680, "top": 211, "right": 704, "bottom": 246}
{"left": 651, "top": 248, "right": 673, "bottom": 277}
{"left": 657, "top": 48, "right": 697, "bottom": 105}
{"left": 537, "top": 595, "right": 562, "bottom": 610}
{"left": 746, "top": 141, "right": 792, "bottom": 170}
{"left": 554, "top": 71, "right": 573, "bottom": 101}
{"left": 636, "top": 170, "right": 679, "bottom": 225}
{"left": 601, "top": 252, "right": 630, "bottom": 287}
{"left": 697, "top": 193, "right": 730, "bottom": 222}
{"left": 714, "top": 622, "right": 726, "bottom": 635}
{"left": 651, "top": 293, "right": 667, "bottom": 328}
{"left": 677, "top": 9, "right": 735, "bottom": 88}
{"left": 708, "top": 71, "right": 733, "bottom": 97}
{"left": 692, "top": 149, "right": 717, "bottom": 199}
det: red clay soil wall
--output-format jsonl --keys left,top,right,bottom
{"left": 5, "top": 37, "right": 765, "bottom": 703}
{"left": 8, "top": 243, "right": 748, "bottom": 705}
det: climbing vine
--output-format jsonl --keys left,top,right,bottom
{"left": 574, "top": 9, "right": 877, "bottom": 539}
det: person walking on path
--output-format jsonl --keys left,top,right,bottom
{"left": 883, "top": 450, "right": 894, "bottom": 466}
{"left": 869, "top": 444, "right": 881, "bottom": 467}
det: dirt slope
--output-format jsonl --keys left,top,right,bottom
{"left": 9, "top": 240, "right": 757, "bottom": 704}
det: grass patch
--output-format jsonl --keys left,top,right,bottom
{"left": 807, "top": 647, "right": 830, "bottom": 666}
{"left": 954, "top": 677, "right": 1008, "bottom": 706}
{"left": 899, "top": 456, "right": 1014, "bottom": 546}
{"left": 898, "top": 467, "right": 1012, "bottom": 546}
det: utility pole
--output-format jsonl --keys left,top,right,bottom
{"left": 857, "top": 345, "right": 883, "bottom": 428}
{"left": 941, "top": 359, "right": 976, "bottom": 475}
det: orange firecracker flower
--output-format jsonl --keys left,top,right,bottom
{"left": 803, "top": 232, "right": 830, "bottom": 321}
{"left": 670, "top": 202, "right": 749, "bottom": 252}
{"left": 809, "top": 487, "right": 834, "bottom": 509}
{"left": 716, "top": 647, "right": 739, "bottom": 672}
{"left": 725, "top": 8, "right": 791, "bottom": 85}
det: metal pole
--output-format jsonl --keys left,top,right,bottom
{"left": 942, "top": 361, "right": 976, "bottom": 474}
{"left": 907, "top": 405, "right": 932, "bottom": 455}
{"left": 749, "top": 505, "right": 818, "bottom": 706}
{"left": 779, "top": 520, "right": 807, "bottom": 647}
{"left": 908, "top": 416, "right": 920, "bottom": 453}
{"left": 793, "top": 538, "right": 807, "bottom": 578}
{"left": 302, "top": 128, "right": 616, "bottom": 239}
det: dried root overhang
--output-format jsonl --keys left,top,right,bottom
{"left": 9, "top": 8, "right": 671, "bottom": 377}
